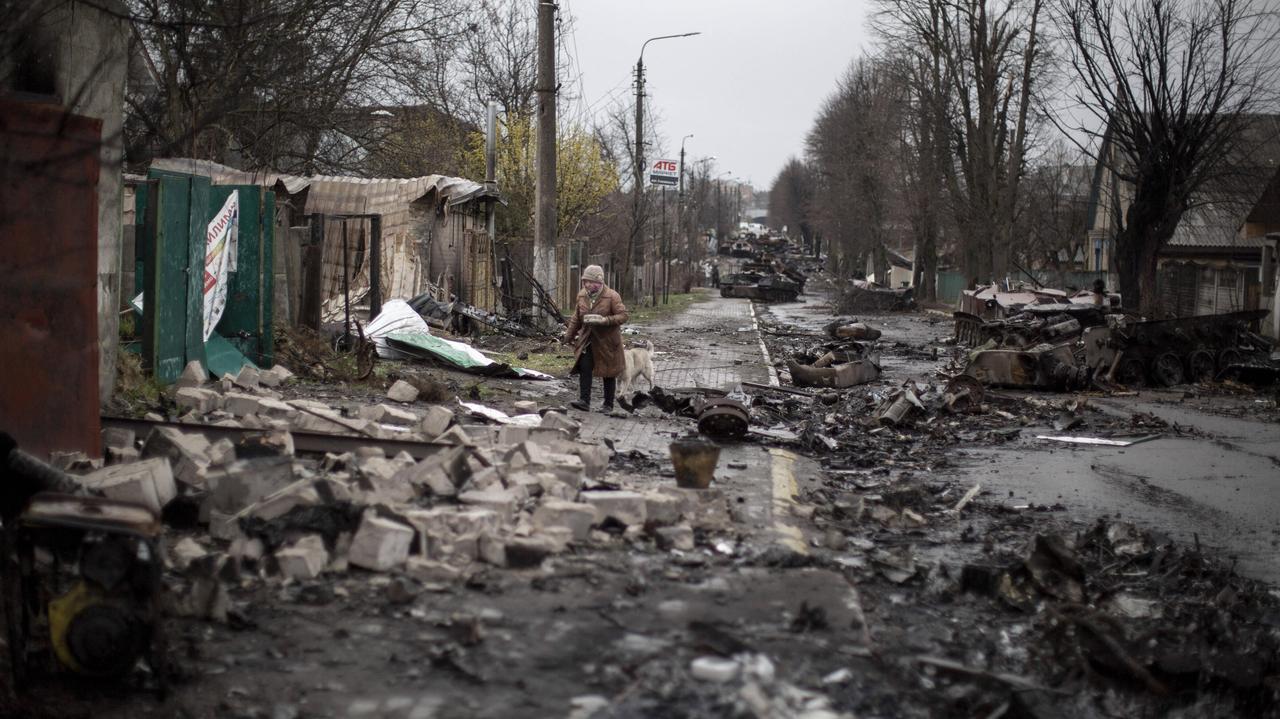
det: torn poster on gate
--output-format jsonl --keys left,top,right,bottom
{"left": 202, "top": 192, "right": 239, "bottom": 340}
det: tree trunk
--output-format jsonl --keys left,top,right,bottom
{"left": 1117, "top": 194, "right": 1182, "bottom": 317}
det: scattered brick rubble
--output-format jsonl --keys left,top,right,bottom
{"left": 87, "top": 360, "right": 736, "bottom": 611}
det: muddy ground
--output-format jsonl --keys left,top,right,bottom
{"left": 4, "top": 274, "right": 1279, "bottom": 719}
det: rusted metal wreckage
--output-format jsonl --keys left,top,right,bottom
{"left": 954, "top": 283, "right": 1276, "bottom": 389}
{"left": 840, "top": 279, "right": 916, "bottom": 312}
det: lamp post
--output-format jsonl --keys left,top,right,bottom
{"left": 628, "top": 31, "right": 700, "bottom": 302}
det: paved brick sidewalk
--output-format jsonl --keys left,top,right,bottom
{"left": 578, "top": 293, "right": 771, "bottom": 454}
{"left": 567, "top": 292, "right": 819, "bottom": 547}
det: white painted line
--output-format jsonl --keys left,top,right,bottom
{"left": 749, "top": 302, "right": 781, "bottom": 387}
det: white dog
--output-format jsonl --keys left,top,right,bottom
{"left": 619, "top": 340, "right": 655, "bottom": 395}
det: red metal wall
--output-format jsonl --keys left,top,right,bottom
{"left": 0, "top": 99, "right": 103, "bottom": 459}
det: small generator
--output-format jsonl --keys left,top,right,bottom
{"left": 3, "top": 492, "right": 168, "bottom": 692}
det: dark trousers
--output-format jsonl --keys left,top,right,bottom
{"left": 577, "top": 345, "right": 616, "bottom": 407}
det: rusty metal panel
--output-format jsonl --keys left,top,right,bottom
{"left": 0, "top": 99, "right": 102, "bottom": 459}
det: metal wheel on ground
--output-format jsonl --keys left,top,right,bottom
{"left": 1151, "top": 351, "right": 1185, "bottom": 387}
{"left": 1185, "top": 350, "right": 1216, "bottom": 382}
{"left": 1216, "top": 348, "right": 1242, "bottom": 373}
{"left": 1116, "top": 358, "right": 1146, "bottom": 387}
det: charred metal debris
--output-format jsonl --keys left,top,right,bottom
{"left": 953, "top": 283, "right": 1278, "bottom": 390}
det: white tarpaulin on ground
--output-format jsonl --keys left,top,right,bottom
{"left": 364, "top": 299, "right": 432, "bottom": 360}
{"left": 457, "top": 400, "right": 543, "bottom": 427}
{"left": 365, "top": 300, "right": 553, "bottom": 379}
{"left": 202, "top": 192, "right": 239, "bottom": 340}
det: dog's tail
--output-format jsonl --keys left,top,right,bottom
{"left": 645, "top": 339, "right": 654, "bottom": 353}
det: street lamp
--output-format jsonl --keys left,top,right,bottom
{"left": 629, "top": 31, "right": 700, "bottom": 302}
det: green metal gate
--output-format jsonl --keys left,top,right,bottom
{"left": 135, "top": 172, "right": 275, "bottom": 383}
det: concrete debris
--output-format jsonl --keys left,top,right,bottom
{"left": 222, "top": 392, "right": 263, "bottom": 417}
{"left": 653, "top": 524, "right": 695, "bottom": 551}
{"left": 168, "top": 536, "right": 208, "bottom": 571}
{"left": 386, "top": 379, "right": 420, "bottom": 403}
{"left": 243, "top": 479, "right": 321, "bottom": 521}
{"left": 274, "top": 535, "right": 329, "bottom": 579}
{"left": 235, "top": 365, "right": 261, "bottom": 389}
{"left": 79, "top": 457, "right": 177, "bottom": 513}
{"left": 580, "top": 490, "right": 648, "bottom": 527}
{"left": 691, "top": 656, "right": 740, "bottom": 683}
{"left": 539, "top": 410, "right": 579, "bottom": 437}
{"left": 458, "top": 488, "right": 520, "bottom": 524}
{"left": 433, "top": 425, "right": 475, "bottom": 446}
{"left": 260, "top": 364, "right": 295, "bottom": 387}
{"left": 203, "top": 456, "right": 297, "bottom": 514}
{"left": 358, "top": 403, "right": 418, "bottom": 426}
{"left": 348, "top": 513, "right": 415, "bottom": 571}
{"left": 174, "top": 360, "right": 209, "bottom": 389}
{"left": 642, "top": 492, "right": 684, "bottom": 526}
{"left": 417, "top": 405, "right": 454, "bottom": 437}
{"left": 532, "top": 500, "right": 600, "bottom": 541}
{"left": 175, "top": 386, "right": 221, "bottom": 413}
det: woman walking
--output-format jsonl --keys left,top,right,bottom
{"left": 563, "top": 265, "right": 628, "bottom": 414}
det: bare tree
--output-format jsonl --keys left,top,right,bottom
{"left": 806, "top": 56, "right": 909, "bottom": 282}
{"left": 1057, "top": 0, "right": 1279, "bottom": 315}
{"left": 1015, "top": 139, "right": 1091, "bottom": 284}
{"left": 123, "top": 0, "right": 465, "bottom": 173}
{"left": 768, "top": 157, "right": 816, "bottom": 252}
{"left": 877, "top": 0, "right": 1046, "bottom": 286}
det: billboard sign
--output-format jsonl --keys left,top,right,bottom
{"left": 649, "top": 158, "right": 678, "bottom": 186}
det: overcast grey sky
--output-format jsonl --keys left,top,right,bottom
{"left": 562, "top": 0, "right": 877, "bottom": 190}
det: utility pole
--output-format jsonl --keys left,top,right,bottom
{"left": 631, "top": 54, "right": 645, "bottom": 302}
{"left": 625, "top": 32, "right": 700, "bottom": 302}
{"left": 534, "top": 0, "right": 557, "bottom": 322}
{"left": 676, "top": 134, "right": 691, "bottom": 300}
{"left": 657, "top": 187, "right": 666, "bottom": 305}
{"left": 485, "top": 100, "right": 497, "bottom": 242}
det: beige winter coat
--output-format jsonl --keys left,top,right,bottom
{"left": 564, "top": 286, "right": 628, "bottom": 378}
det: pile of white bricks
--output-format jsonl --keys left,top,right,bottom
{"left": 85, "top": 361, "right": 732, "bottom": 591}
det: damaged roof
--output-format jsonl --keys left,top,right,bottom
{"left": 149, "top": 158, "right": 502, "bottom": 210}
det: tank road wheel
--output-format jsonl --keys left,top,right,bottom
{"left": 1150, "top": 351, "right": 1185, "bottom": 387}
{"left": 1185, "top": 350, "right": 1216, "bottom": 383}
{"left": 1216, "top": 348, "right": 1242, "bottom": 374}
{"left": 1116, "top": 358, "right": 1146, "bottom": 387}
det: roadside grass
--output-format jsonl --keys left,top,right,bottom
{"left": 627, "top": 290, "right": 710, "bottom": 326}
{"left": 486, "top": 347, "right": 576, "bottom": 377}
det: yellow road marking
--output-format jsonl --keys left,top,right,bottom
{"left": 769, "top": 448, "right": 809, "bottom": 554}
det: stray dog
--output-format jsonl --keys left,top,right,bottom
{"left": 619, "top": 340, "right": 655, "bottom": 395}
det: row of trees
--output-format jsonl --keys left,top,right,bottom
{"left": 121, "top": 0, "right": 638, "bottom": 259}
{"left": 775, "top": 0, "right": 1277, "bottom": 315}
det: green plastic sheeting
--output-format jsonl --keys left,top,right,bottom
{"left": 205, "top": 333, "right": 258, "bottom": 379}
{"left": 386, "top": 332, "right": 551, "bottom": 379}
